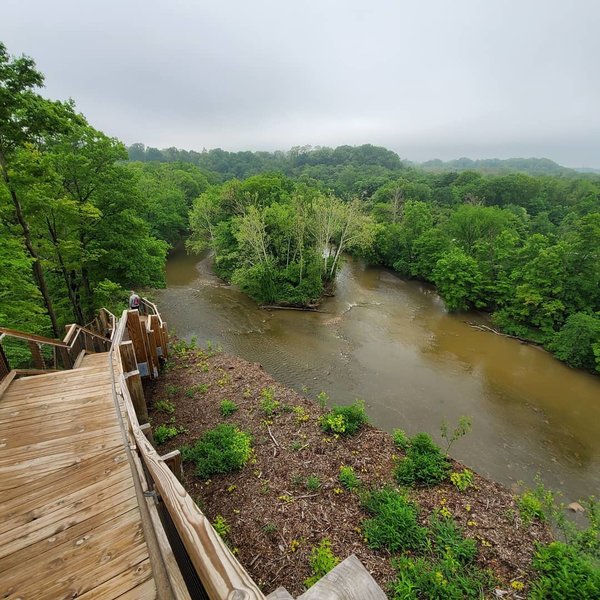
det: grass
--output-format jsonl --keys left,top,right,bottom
{"left": 338, "top": 465, "right": 360, "bottom": 490}
{"left": 394, "top": 432, "right": 450, "bottom": 486}
{"left": 185, "top": 383, "right": 209, "bottom": 397}
{"left": 306, "top": 475, "right": 321, "bottom": 491}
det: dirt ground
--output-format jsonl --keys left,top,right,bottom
{"left": 146, "top": 344, "right": 552, "bottom": 598}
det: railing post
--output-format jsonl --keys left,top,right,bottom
{"left": 28, "top": 341, "right": 45, "bottom": 369}
{"left": 119, "top": 340, "right": 149, "bottom": 423}
{"left": 140, "top": 422, "right": 155, "bottom": 446}
{"left": 126, "top": 310, "right": 150, "bottom": 377}
{"left": 0, "top": 344, "right": 9, "bottom": 380}
{"left": 161, "top": 450, "right": 184, "bottom": 482}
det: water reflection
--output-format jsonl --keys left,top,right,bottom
{"left": 158, "top": 245, "right": 600, "bottom": 501}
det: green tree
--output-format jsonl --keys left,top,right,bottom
{"left": 432, "top": 248, "right": 482, "bottom": 311}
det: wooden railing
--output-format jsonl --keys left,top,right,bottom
{"left": 111, "top": 304, "right": 265, "bottom": 600}
{"left": 0, "top": 313, "right": 115, "bottom": 385}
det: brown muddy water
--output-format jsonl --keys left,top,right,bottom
{"left": 156, "top": 244, "right": 600, "bottom": 502}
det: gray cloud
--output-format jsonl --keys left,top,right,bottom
{"left": 3, "top": 0, "right": 600, "bottom": 167}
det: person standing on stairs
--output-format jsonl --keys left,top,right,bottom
{"left": 129, "top": 290, "right": 141, "bottom": 311}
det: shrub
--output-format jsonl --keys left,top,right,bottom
{"left": 212, "top": 515, "right": 230, "bottom": 539}
{"left": 390, "top": 554, "right": 494, "bottom": 599}
{"left": 320, "top": 400, "right": 368, "bottom": 436}
{"left": 394, "top": 433, "right": 450, "bottom": 486}
{"left": 304, "top": 539, "right": 340, "bottom": 588}
{"left": 260, "top": 387, "right": 279, "bottom": 416}
{"left": 392, "top": 429, "right": 410, "bottom": 451}
{"left": 450, "top": 469, "right": 474, "bottom": 492}
{"left": 219, "top": 399, "right": 238, "bottom": 416}
{"left": 182, "top": 424, "right": 252, "bottom": 478}
{"left": 529, "top": 542, "right": 600, "bottom": 600}
{"left": 429, "top": 512, "right": 477, "bottom": 564}
{"left": 306, "top": 475, "right": 321, "bottom": 491}
{"left": 338, "top": 465, "right": 360, "bottom": 491}
{"left": 518, "top": 478, "right": 555, "bottom": 525}
{"left": 154, "top": 399, "right": 175, "bottom": 415}
{"left": 154, "top": 422, "right": 183, "bottom": 445}
{"left": 361, "top": 487, "right": 427, "bottom": 552}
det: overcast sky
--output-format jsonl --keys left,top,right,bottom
{"left": 3, "top": 0, "right": 600, "bottom": 167}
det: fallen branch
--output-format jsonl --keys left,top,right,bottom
{"left": 266, "top": 423, "right": 280, "bottom": 448}
{"left": 261, "top": 305, "right": 328, "bottom": 313}
{"left": 464, "top": 321, "right": 541, "bottom": 346}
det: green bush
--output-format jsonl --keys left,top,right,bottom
{"left": 450, "top": 469, "right": 474, "bottom": 492}
{"left": 304, "top": 539, "right": 340, "bottom": 588}
{"left": 390, "top": 554, "right": 494, "bottom": 599}
{"left": 361, "top": 487, "right": 427, "bottom": 552}
{"left": 320, "top": 400, "right": 368, "bottom": 436}
{"left": 154, "top": 422, "right": 183, "bottom": 445}
{"left": 219, "top": 399, "right": 238, "bottom": 416}
{"left": 392, "top": 428, "right": 410, "bottom": 451}
{"left": 394, "top": 433, "right": 450, "bottom": 486}
{"left": 429, "top": 513, "right": 477, "bottom": 564}
{"left": 529, "top": 542, "right": 600, "bottom": 599}
{"left": 182, "top": 424, "right": 252, "bottom": 478}
{"left": 338, "top": 465, "right": 360, "bottom": 490}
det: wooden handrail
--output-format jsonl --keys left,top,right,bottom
{"left": 113, "top": 306, "right": 264, "bottom": 599}
{"left": 0, "top": 327, "right": 69, "bottom": 348}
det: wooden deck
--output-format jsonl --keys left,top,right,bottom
{"left": 0, "top": 352, "right": 158, "bottom": 599}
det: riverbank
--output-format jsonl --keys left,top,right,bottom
{"left": 146, "top": 341, "right": 554, "bottom": 598}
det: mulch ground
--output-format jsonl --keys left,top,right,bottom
{"left": 146, "top": 345, "right": 552, "bottom": 598}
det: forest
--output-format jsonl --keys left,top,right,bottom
{"left": 1, "top": 42, "right": 599, "bottom": 374}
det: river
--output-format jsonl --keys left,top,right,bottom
{"left": 155, "top": 244, "right": 600, "bottom": 502}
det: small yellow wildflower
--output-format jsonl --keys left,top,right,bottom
{"left": 511, "top": 581, "right": 525, "bottom": 591}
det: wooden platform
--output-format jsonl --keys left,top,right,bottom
{"left": 0, "top": 352, "right": 158, "bottom": 599}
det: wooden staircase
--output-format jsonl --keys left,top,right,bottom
{"left": 0, "top": 352, "right": 159, "bottom": 599}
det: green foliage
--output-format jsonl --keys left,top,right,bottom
{"left": 338, "top": 465, "right": 360, "bottom": 491}
{"left": 518, "top": 478, "right": 556, "bottom": 526}
{"left": 548, "top": 312, "right": 600, "bottom": 373}
{"left": 390, "top": 553, "right": 494, "bottom": 599}
{"left": 212, "top": 515, "right": 230, "bottom": 539}
{"left": 392, "top": 429, "right": 410, "bottom": 451}
{"left": 316, "top": 391, "right": 329, "bottom": 410}
{"left": 450, "top": 469, "right": 474, "bottom": 492}
{"left": 306, "top": 475, "right": 321, "bottom": 491}
{"left": 319, "top": 400, "right": 368, "bottom": 436}
{"left": 428, "top": 512, "right": 477, "bottom": 564}
{"left": 395, "top": 433, "right": 450, "bottom": 487}
{"left": 361, "top": 487, "right": 427, "bottom": 552}
{"left": 219, "top": 399, "right": 238, "bottom": 417}
{"left": 440, "top": 416, "right": 472, "bottom": 453}
{"left": 154, "top": 422, "right": 183, "bottom": 445}
{"left": 259, "top": 387, "right": 279, "bottom": 416}
{"left": 154, "top": 399, "right": 175, "bottom": 415}
{"left": 304, "top": 539, "right": 340, "bottom": 589}
{"left": 182, "top": 424, "right": 252, "bottom": 478}
{"left": 186, "top": 383, "right": 209, "bottom": 397}
{"left": 529, "top": 542, "right": 600, "bottom": 600}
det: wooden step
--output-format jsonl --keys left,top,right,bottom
{"left": 267, "top": 587, "right": 295, "bottom": 600}
{"left": 297, "top": 555, "right": 386, "bottom": 600}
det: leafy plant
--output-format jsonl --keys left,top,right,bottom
{"left": 306, "top": 475, "right": 321, "bottom": 491}
{"left": 361, "top": 487, "right": 427, "bottom": 552}
{"left": 319, "top": 400, "right": 368, "bottom": 436}
{"left": 450, "top": 469, "right": 474, "bottom": 492}
{"left": 429, "top": 512, "right": 477, "bottom": 564}
{"left": 293, "top": 405, "right": 310, "bottom": 422}
{"left": 182, "top": 424, "right": 252, "bottom": 478}
{"left": 259, "top": 387, "right": 279, "bottom": 416}
{"left": 529, "top": 541, "right": 600, "bottom": 599}
{"left": 304, "top": 539, "right": 340, "bottom": 588}
{"left": 164, "top": 384, "right": 181, "bottom": 397}
{"left": 154, "top": 422, "right": 184, "bottom": 445}
{"left": 440, "top": 416, "right": 472, "bottom": 453}
{"left": 518, "top": 477, "right": 555, "bottom": 525}
{"left": 394, "top": 432, "right": 450, "bottom": 487}
{"left": 390, "top": 554, "right": 495, "bottom": 599}
{"left": 186, "top": 383, "right": 210, "bottom": 397}
{"left": 316, "top": 391, "right": 329, "bottom": 410}
{"left": 263, "top": 522, "right": 277, "bottom": 534}
{"left": 212, "top": 515, "right": 230, "bottom": 539}
{"left": 219, "top": 399, "right": 238, "bottom": 416}
{"left": 154, "top": 399, "right": 175, "bottom": 415}
{"left": 338, "top": 465, "right": 360, "bottom": 491}
{"left": 392, "top": 428, "right": 410, "bottom": 451}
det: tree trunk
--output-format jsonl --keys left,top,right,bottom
{"left": 0, "top": 156, "right": 60, "bottom": 336}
